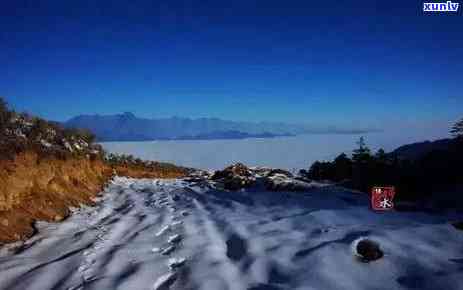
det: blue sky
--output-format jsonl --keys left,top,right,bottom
{"left": 1, "top": 0, "right": 462, "bottom": 135}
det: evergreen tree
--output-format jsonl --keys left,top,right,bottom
{"left": 0, "top": 97, "right": 6, "bottom": 113}
{"left": 0, "top": 97, "right": 10, "bottom": 132}
{"left": 308, "top": 161, "right": 322, "bottom": 180}
{"left": 375, "top": 148, "right": 387, "bottom": 162}
{"left": 451, "top": 118, "right": 463, "bottom": 138}
{"left": 308, "top": 161, "right": 334, "bottom": 180}
{"left": 333, "top": 152, "right": 352, "bottom": 181}
{"left": 352, "top": 136, "right": 371, "bottom": 163}
{"left": 351, "top": 137, "right": 372, "bottom": 191}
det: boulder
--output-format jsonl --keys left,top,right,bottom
{"left": 250, "top": 166, "right": 272, "bottom": 177}
{"left": 355, "top": 239, "right": 383, "bottom": 262}
{"left": 211, "top": 163, "right": 251, "bottom": 180}
{"left": 267, "top": 168, "right": 293, "bottom": 178}
{"left": 222, "top": 176, "right": 250, "bottom": 191}
{"left": 211, "top": 163, "right": 255, "bottom": 190}
{"left": 263, "top": 171, "right": 313, "bottom": 192}
{"left": 264, "top": 177, "right": 311, "bottom": 191}
{"left": 452, "top": 221, "right": 463, "bottom": 231}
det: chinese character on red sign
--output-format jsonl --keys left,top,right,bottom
{"left": 371, "top": 187, "right": 395, "bottom": 211}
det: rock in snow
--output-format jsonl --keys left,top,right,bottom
{"left": 210, "top": 163, "right": 256, "bottom": 190}
{"left": 452, "top": 221, "right": 463, "bottom": 231}
{"left": 207, "top": 162, "right": 321, "bottom": 191}
{"left": 354, "top": 238, "right": 384, "bottom": 262}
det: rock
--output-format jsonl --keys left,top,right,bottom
{"left": 452, "top": 221, "right": 463, "bottom": 230}
{"left": 211, "top": 163, "right": 255, "bottom": 190}
{"left": 227, "top": 163, "right": 252, "bottom": 176}
{"left": 355, "top": 239, "right": 383, "bottom": 262}
{"left": 221, "top": 176, "right": 246, "bottom": 191}
{"left": 267, "top": 168, "right": 293, "bottom": 178}
{"left": 250, "top": 166, "right": 272, "bottom": 177}
{"left": 184, "top": 170, "right": 211, "bottom": 182}
{"left": 211, "top": 163, "right": 251, "bottom": 180}
{"left": 264, "top": 174, "right": 311, "bottom": 192}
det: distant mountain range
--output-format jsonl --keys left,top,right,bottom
{"left": 176, "top": 130, "right": 294, "bottom": 140}
{"left": 65, "top": 112, "right": 378, "bottom": 142}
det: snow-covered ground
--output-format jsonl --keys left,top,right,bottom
{"left": 1, "top": 177, "right": 463, "bottom": 290}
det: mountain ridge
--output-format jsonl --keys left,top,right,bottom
{"left": 65, "top": 112, "right": 379, "bottom": 141}
{"left": 391, "top": 138, "right": 455, "bottom": 160}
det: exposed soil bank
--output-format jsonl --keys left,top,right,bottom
{"left": 0, "top": 151, "right": 188, "bottom": 243}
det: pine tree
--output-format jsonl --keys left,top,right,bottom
{"left": 352, "top": 136, "right": 371, "bottom": 163}
{"left": 451, "top": 118, "right": 463, "bottom": 138}
{"left": 333, "top": 152, "right": 352, "bottom": 181}
{"left": 0, "top": 97, "right": 9, "bottom": 132}
{"left": 351, "top": 136, "right": 372, "bottom": 191}
{"left": 0, "top": 97, "right": 6, "bottom": 113}
{"left": 375, "top": 148, "right": 387, "bottom": 162}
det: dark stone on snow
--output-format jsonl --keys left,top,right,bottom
{"left": 452, "top": 221, "right": 463, "bottom": 231}
{"left": 356, "top": 239, "right": 383, "bottom": 262}
{"left": 211, "top": 163, "right": 255, "bottom": 190}
{"left": 211, "top": 163, "right": 251, "bottom": 180}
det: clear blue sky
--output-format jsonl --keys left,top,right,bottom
{"left": 1, "top": 0, "right": 462, "bottom": 134}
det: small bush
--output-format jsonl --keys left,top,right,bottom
{"left": 0, "top": 97, "right": 13, "bottom": 133}
{"left": 0, "top": 97, "right": 101, "bottom": 160}
{"left": 63, "top": 127, "right": 95, "bottom": 143}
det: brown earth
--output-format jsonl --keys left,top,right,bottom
{"left": 112, "top": 162, "right": 188, "bottom": 179}
{"left": 0, "top": 151, "right": 188, "bottom": 244}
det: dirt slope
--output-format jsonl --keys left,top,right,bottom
{"left": 0, "top": 151, "right": 187, "bottom": 243}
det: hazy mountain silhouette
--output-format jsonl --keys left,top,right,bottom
{"left": 65, "top": 112, "right": 378, "bottom": 141}
{"left": 177, "top": 130, "right": 293, "bottom": 140}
